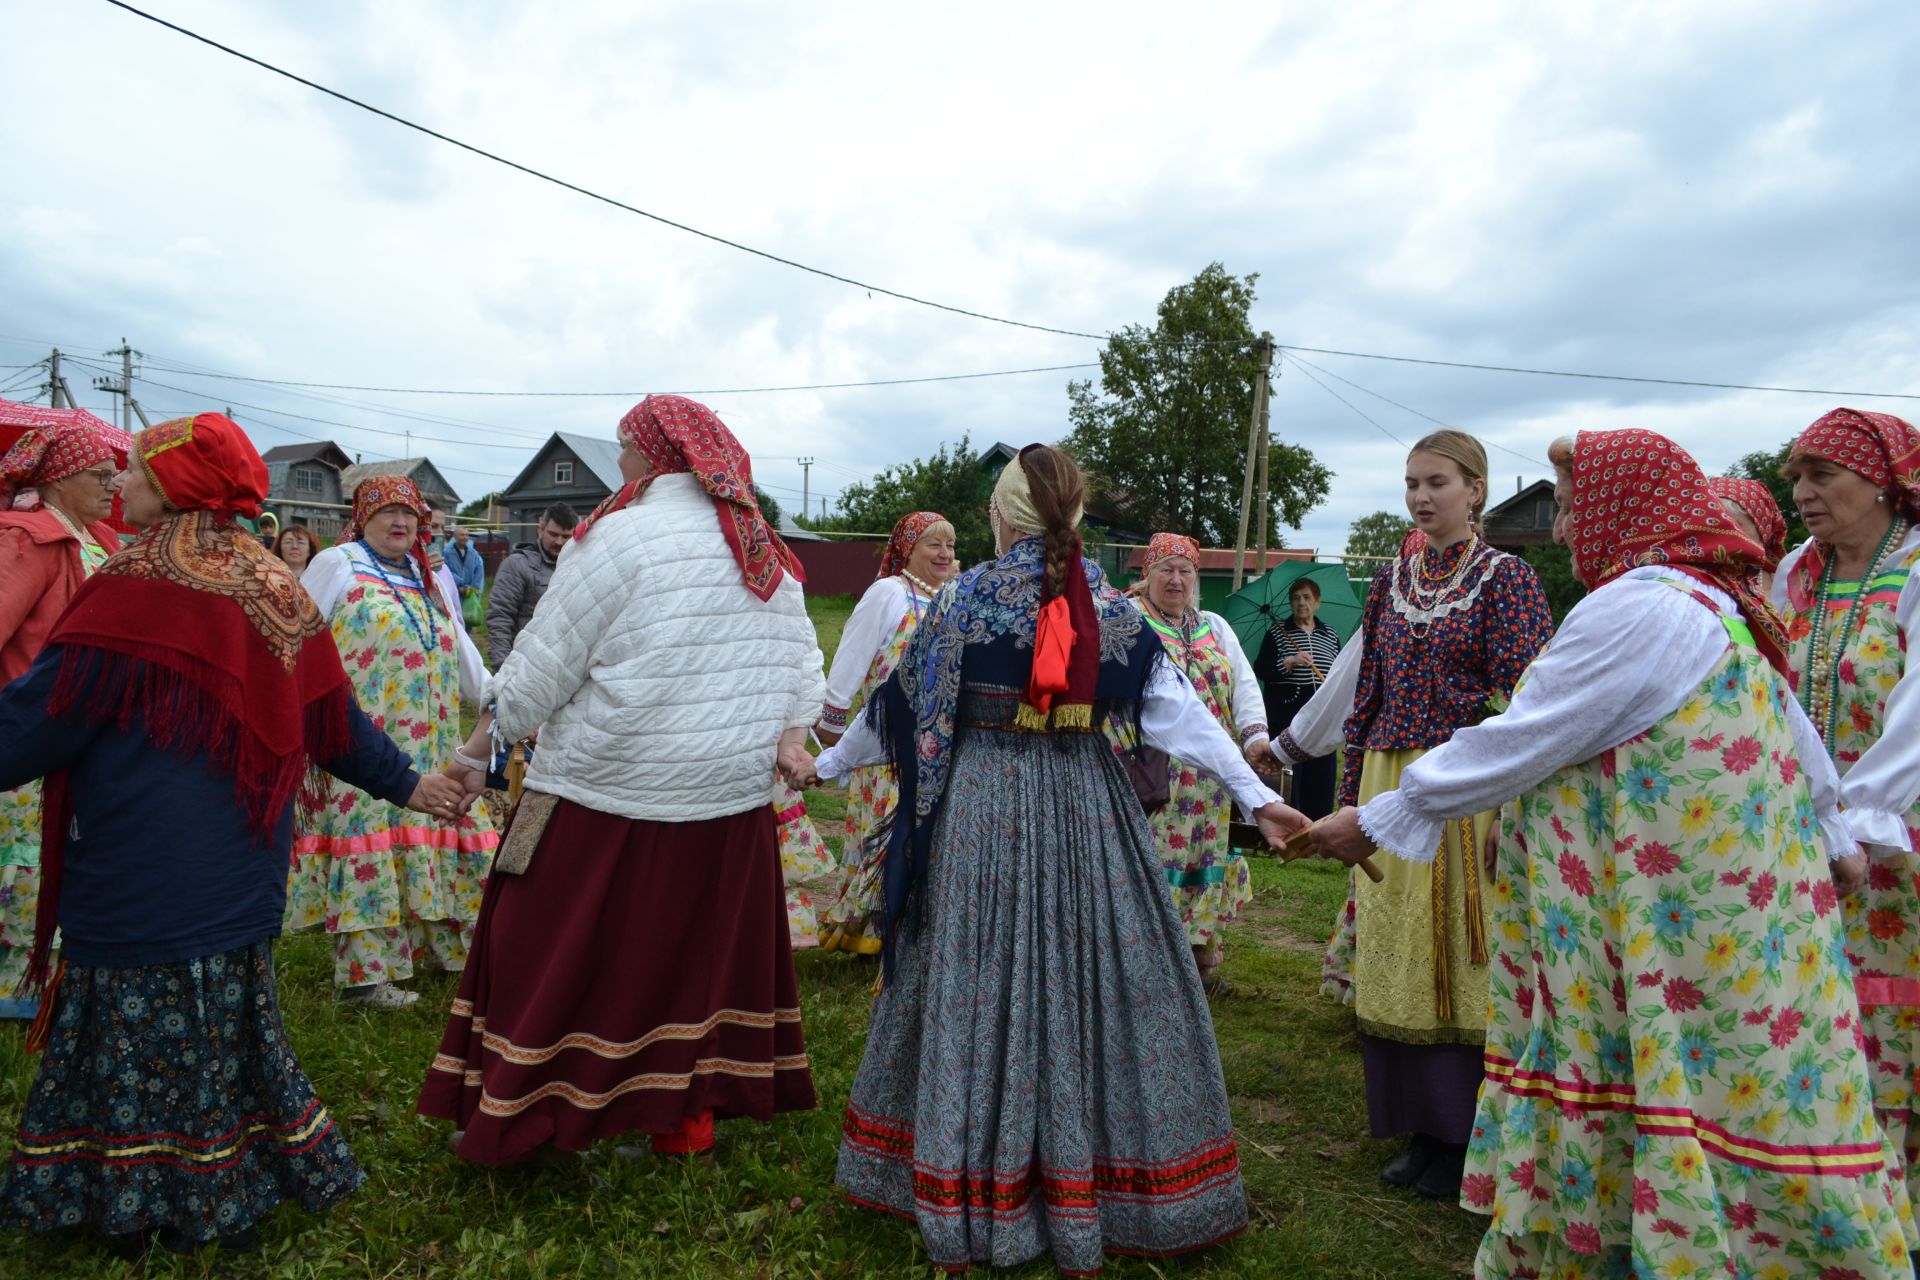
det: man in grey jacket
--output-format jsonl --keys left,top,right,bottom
{"left": 486, "top": 501, "right": 577, "bottom": 667}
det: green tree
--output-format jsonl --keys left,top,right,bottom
{"left": 1065, "top": 264, "right": 1331, "bottom": 544}
{"left": 751, "top": 484, "right": 783, "bottom": 529}
{"left": 460, "top": 492, "right": 499, "bottom": 520}
{"left": 807, "top": 435, "right": 995, "bottom": 565}
{"left": 1520, "top": 541, "right": 1585, "bottom": 624}
{"left": 1344, "top": 510, "right": 1412, "bottom": 567}
{"left": 1728, "top": 442, "right": 1808, "bottom": 547}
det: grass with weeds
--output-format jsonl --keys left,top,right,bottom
{"left": 0, "top": 593, "right": 1485, "bottom": 1277}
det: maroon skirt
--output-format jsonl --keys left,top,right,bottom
{"left": 417, "top": 798, "right": 816, "bottom": 1164}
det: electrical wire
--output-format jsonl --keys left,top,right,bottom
{"left": 1283, "top": 352, "right": 1548, "bottom": 468}
{"left": 1279, "top": 344, "right": 1920, "bottom": 402}
{"left": 1276, "top": 354, "right": 1409, "bottom": 448}
{"left": 131, "top": 359, "right": 1105, "bottom": 398}
{"left": 103, "top": 0, "right": 1110, "bottom": 342}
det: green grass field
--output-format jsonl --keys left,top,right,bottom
{"left": 0, "top": 594, "right": 1485, "bottom": 1278}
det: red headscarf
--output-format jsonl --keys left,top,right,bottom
{"left": 1565, "top": 429, "right": 1789, "bottom": 675}
{"left": 1784, "top": 408, "right": 1920, "bottom": 611}
{"left": 1705, "top": 477, "right": 1788, "bottom": 568}
{"left": 340, "top": 473, "right": 442, "bottom": 614}
{"left": 29, "top": 413, "right": 352, "bottom": 1002}
{"left": 575, "top": 394, "right": 804, "bottom": 602}
{"left": 878, "top": 511, "right": 947, "bottom": 581}
{"left": 1142, "top": 532, "right": 1200, "bottom": 573}
{"left": 2, "top": 420, "right": 117, "bottom": 508}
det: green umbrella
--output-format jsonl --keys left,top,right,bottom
{"left": 1222, "top": 562, "right": 1364, "bottom": 661}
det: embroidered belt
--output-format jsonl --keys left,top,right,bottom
{"left": 1431, "top": 814, "right": 1489, "bottom": 1022}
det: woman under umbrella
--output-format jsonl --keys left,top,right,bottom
{"left": 1312, "top": 428, "right": 1911, "bottom": 1279}
{"left": 0, "top": 421, "right": 121, "bottom": 1017}
{"left": 817, "top": 510, "right": 958, "bottom": 955}
{"left": 0, "top": 413, "right": 466, "bottom": 1255}
{"left": 1774, "top": 408, "right": 1920, "bottom": 1197}
{"left": 813, "top": 445, "right": 1304, "bottom": 1274}
{"left": 1251, "top": 575, "right": 1342, "bottom": 819}
{"left": 419, "top": 395, "right": 825, "bottom": 1165}
{"left": 286, "top": 475, "right": 497, "bottom": 1008}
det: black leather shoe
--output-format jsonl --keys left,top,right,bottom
{"left": 1412, "top": 1142, "right": 1467, "bottom": 1201}
{"left": 1380, "top": 1133, "right": 1437, "bottom": 1187}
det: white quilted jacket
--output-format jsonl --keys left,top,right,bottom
{"left": 486, "top": 472, "right": 826, "bottom": 821}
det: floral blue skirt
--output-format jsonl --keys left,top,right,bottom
{"left": 0, "top": 941, "right": 363, "bottom": 1243}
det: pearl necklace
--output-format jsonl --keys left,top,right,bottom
{"left": 1804, "top": 518, "right": 1907, "bottom": 753}
{"left": 1390, "top": 534, "right": 1490, "bottom": 637}
{"left": 357, "top": 540, "right": 440, "bottom": 655}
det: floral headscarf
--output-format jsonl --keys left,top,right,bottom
{"left": 575, "top": 394, "right": 804, "bottom": 601}
{"left": 878, "top": 511, "right": 947, "bottom": 580}
{"left": 2, "top": 420, "right": 117, "bottom": 509}
{"left": 1704, "top": 477, "right": 1787, "bottom": 568}
{"left": 342, "top": 473, "right": 439, "bottom": 609}
{"left": 1566, "top": 429, "right": 1788, "bottom": 675}
{"left": 1142, "top": 532, "right": 1200, "bottom": 573}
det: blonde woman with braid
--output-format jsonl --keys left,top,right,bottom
{"left": 1259, "top": 429, "right": 1552, "bottom": 1200}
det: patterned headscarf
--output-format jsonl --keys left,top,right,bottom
{"left": 1789, "top": 408, "right": 1920, "bottom": 520}
{"left": 31, "top": 416, "right": 347, "bottom": 1001}
{"left": 1705, "top": 477, "right": 1788, "bottom": 568}
{"left": 575, "top": 394, "right": 804, "bottom": 602}
{"left": 341, "top": 472, "right": 439, "bottom": 609}
{"left": 878, "top": 511, "right": 947, "bottom": 581}
{"left": 2, "top": 420, "right": 117, "bottom": 508}
{"left": 1566, "top": 429, "right": 1788, "bottom": 676}
{"left": 1142, "top": 532, "right": 1200, "bottom": 572}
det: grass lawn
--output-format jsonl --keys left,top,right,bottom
{"left": 0, "top": 594, "right": 1486, "bottom": 1278}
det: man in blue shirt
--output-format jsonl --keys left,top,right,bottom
{"left": 444, "top": 521, "right": 487, "bottom": 598}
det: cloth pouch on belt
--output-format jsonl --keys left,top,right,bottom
{"left": 494, "top": 789, "right": 559, "bottom": 875}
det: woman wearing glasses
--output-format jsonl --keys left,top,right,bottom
{"left": 0, "top": 422, "right": 122, "bottom": 1017}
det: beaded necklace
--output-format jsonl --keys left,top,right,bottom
{"left": 357, "top": 539, "right": 440, "bottom": 655}
{"left": 899, "top": 569, "right": 939, "bottom": 620}
{"left": 1390, "top": 534, "right": 1492, "bottom": 637}
{"left": 1803, "top": 517, "right": 1907, "bottom": 753}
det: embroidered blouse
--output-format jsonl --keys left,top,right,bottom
{"left": 1138, "top": 607, "right": 1269, "bottom": 745}
{"left": 819, "top": 576, "right": 935, "bottom": 734}
{"left": 1356, "top": 569, "right": 1854, "bottom": 864}
{"left": 1274, "top": 539, "right": 1551, "bottom": 779}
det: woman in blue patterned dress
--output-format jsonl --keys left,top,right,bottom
{"left": 812, "top": 445, "right": 1306, "bottom": 1275}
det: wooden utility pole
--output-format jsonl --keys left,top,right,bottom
{"left": 1253, "top": 355, "right": 1274, "bottom": 578}
{"left": 48, "top": 348, "right": 65, "bottom": 407}
{"left": 1231, "top": 333, "right": 1276, "bottom": 589}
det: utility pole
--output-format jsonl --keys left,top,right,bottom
{"left": 1231, "top": 333, "right": 1276, "bottom": 589}
{"left": 92, "top": 339, "right": 139, "bottom": 430}
{"left": 1253, "top": 354, "right": 1275, "bottom": 579}
{"left": 48, "top": 349, "right": 62, "bottom": 407}
{"left": 798, "top": 457, "right": 814, "bottom": 516}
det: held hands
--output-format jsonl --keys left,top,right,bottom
{"left": 1244, "top": 737, "right": 1283, "bottom": 776}
{"left": 408, "top": 773, "right": 473, "bottom": 820}
{"left": 1831, "top": 851, "right": 1867, "bottom": 898}
{"left": 1252, "top": 801, "right": 1310, "bottom": 849}
{"left": 778, "top": 741, "right": 820, "bottom": 791}
{"left": 1306, "top": 807, "right": 1377, "bottom": 868}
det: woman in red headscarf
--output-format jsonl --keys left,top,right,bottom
{"left": 1312, "top": 428, "right": 1911, "bottom": 1279}
{"left": 0, "top": 414, "right": 466, "bottom": 1255}
{"left": 814, "top": 509, "right": 957, "bottom": 955}
{"left": 1707, "top": 475, "right": 1789, "bottom": 593}
{"left": 0, "top": 420, "right": 122, "bottom": 1017}
{"left": 1773, "top": 407, "right": 1920, "bottom": 1201}
{"left": 285, "top": 474, "right": 497, "bottom": 1009}
{"left": 419, "top": 395, "right": 825, "bottom": 1166}
{"left": 1123, "top": 531, "right": 1267, "bottom": 987}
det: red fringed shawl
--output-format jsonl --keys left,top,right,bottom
{"left": 1018, "top": 531, "right": 1101, "bottom": 731}
{"left": 29, "top": 511, "right": 353, "bottom": 992}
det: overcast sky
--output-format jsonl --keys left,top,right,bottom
{"left": 5, "top": 0, "right": 1918, "bottom": 555}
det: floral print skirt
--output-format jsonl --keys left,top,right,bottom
{"left": 0, "top": 781, "right": 43, "bottom": 1008}
{"left": 774, "top": 780, "right": 836, "bottom": 950}
{"left": 1152, "top": 758, "right": 1253, "bottom": 950}
{"left": 0, "top": 942, "right": 363, "bottom": 1243}
{"left": 821, "top": 763, "right": 898, "bottom": 951}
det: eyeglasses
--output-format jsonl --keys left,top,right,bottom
{"left": 80, "top": 468, "right": 122, "bottom": 489}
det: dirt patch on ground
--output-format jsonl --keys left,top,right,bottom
{"left": 1235, "top": 886, "right": 1328, "bottom": 955}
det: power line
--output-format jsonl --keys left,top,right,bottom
{"left": 1277, "top": 354, "right": 1409, "bottom": 448}
{"left": 1283, "top": 352, "right": 1548, "bottom": 468}
{"left": 1279, "top": 344, "right": 1920, "bottom": 403}
{"left": 102, "top": 0, "right": 1109, "bottom": 342}
{"left": 131, "top": 358, "right": 1105, "bottom": 398}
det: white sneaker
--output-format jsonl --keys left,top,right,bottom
{"left": 341, "top": 983, "right": 420, "bottom": 1010}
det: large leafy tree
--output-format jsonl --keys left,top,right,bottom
{"left": 1344, "top": 510, "right": 1412, "bottom": 567}
{"left": 1066, "top": 264, "right": 1330, "bottom": 544}
{"left": 806, "top": 434, "right": 994, "bottom": 564}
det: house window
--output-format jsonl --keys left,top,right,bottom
{"left": 553, "top": 460, "right": 574, "bottom": 485}
{"left": 1535, "top": 499, "right": 1556, "bottom": 529}
{"left": 293, "top": 466, "right": 323, "bottom": 495}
